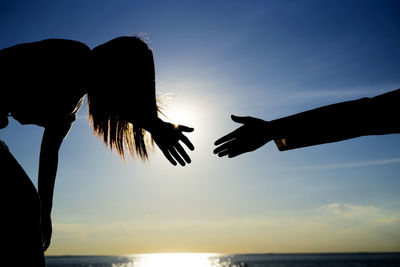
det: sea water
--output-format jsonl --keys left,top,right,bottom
{"left": 45, "top": 253, "right": 400, "bottom": 267}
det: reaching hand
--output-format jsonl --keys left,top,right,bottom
{"left": 41, "top": 213, "right": 52, "bottom": 251}
{"left": 151, "top": 120, "right": 195, "bottom": 166}
{"left": 214, "top": 115, "right": 272, "bottom": 158}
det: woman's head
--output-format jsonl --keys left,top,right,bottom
{"left": 88, "top": 36, "right": 158, "bottom": 160}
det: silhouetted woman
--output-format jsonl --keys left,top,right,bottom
{"left": 0, "top": 37, "right": 194, "bottom": 266}
{"left": 214, "top": 89, "right": 400, "bottom": 157}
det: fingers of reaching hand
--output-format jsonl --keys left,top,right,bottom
{"left": 214, "top": 128, "right": 239, "bottom": 146}
{"left": 214, "top": 137, "right": 248, "bottom": 158}
{"left": 213, "top": 138, "right": 240, "bottom": 157}
{"left": 215, "top": 145, "right": 245, "bottom": 158}
{"left": 217, "top": 149, "right": 229, "bottom": 157}
{"left": 227, "top": 148, "right": 244, "bottom": 158}
{"left": 213, "top": 141, "right": 232, "bottom": 155}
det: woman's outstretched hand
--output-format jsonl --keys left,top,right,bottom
{"left": 151, "top": 119, "right": 195, "bottom": 166}
{"left": 214, "top": 115, "right": 272, "bottom": 158}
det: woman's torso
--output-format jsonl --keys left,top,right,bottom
{"left": 0, "top": 39, "right": 91, "bottom": 127}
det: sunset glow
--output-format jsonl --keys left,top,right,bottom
{"left": 1, "top": 0, "right": 399, "bottom": 257}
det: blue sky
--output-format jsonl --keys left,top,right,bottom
{"left": 1, "top": 0, "right": 400, "bottom": 255}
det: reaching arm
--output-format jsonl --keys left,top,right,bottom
{"left": 38, "top": 123, "right": 71, "bottom": 251}
{"left": 214, "top": 89, "right": 400, "bottom": 157}
{"left": 272, "top": 88, "right": 400, "bottom": 150}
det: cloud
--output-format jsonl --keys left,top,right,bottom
{"left": 311, "top": 203, "right": 400, "bottom": 232}
{"left": 53, "top": 223, "right": 86, "bottom": 233}
{"left": 375, "top": 217, "right": 399, "bottom": 225}
{"left": 313, "top": 203, "right": 381, "bottom": 219}
{"left": 286, "top": 158, "right": 400, "bottom": 171}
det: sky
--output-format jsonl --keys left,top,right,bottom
{"left": 1, "top": 0, "right": 400, "bottom": 255}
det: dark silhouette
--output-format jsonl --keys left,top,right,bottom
{"left": 0, "top": 37, "right": 194, "bottom": 266}
{"left": 214, "top": 89, "right": 400, "bottom": 158}
{"left": 1, "top": 140, "right": 46, "bottom": 266}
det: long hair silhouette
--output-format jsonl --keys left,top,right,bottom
{"left": 88, "top": 37, "right": 158, "bottom": 159}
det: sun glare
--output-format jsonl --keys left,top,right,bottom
{"left": 155, "top": 89, "right": 218, "bottom": 154}
{"left": 131, "top": 253, "right": 218, "bottom": 267}
{"left": 159, "top": 98, "right": 209, "bottom": 149}
{"left": 161, "top": 104, "right": 197, "bottom": 128}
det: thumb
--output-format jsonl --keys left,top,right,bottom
{"left": 231, "top": 115, "right": 250, "bottom": 124}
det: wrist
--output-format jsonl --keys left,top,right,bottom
{"left": 38, "top": 195, "right": 53, "bottom": 213}
{"left": 266, "top": 119, "right": 281, "bottom": 140}
{"left": 268, "top": 119, "right": 290, "bottom": 151}
{"left": 141, "top": 117, "right": 163, "bottom": 134}
{"left": 41, "top": 203, "right": 53, "bottom": 216}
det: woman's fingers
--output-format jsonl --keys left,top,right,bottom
{"left": 169, "top": 146, "right": 186, "bottom": 166}
{"left": 175, "top": 143, "right": 191, "bottom": 163}
{"left": 161, "top": 148, "right": 177, "bottom": 166}
{"left": 163, "top": 144, "right": 191, "bottom": 166}
{"left": 179, "top": 133, "right": 195, "bottom": 151}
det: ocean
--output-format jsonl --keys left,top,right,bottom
{"left": 45, "top": 253, "right": 400, "bottom": 267}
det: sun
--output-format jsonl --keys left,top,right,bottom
{"left": 161, "top": 103, "right": 197, "bottom": 128}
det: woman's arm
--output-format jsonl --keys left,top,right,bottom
{"left": 38, "top": 123, "right": 71, "bottom": 251}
